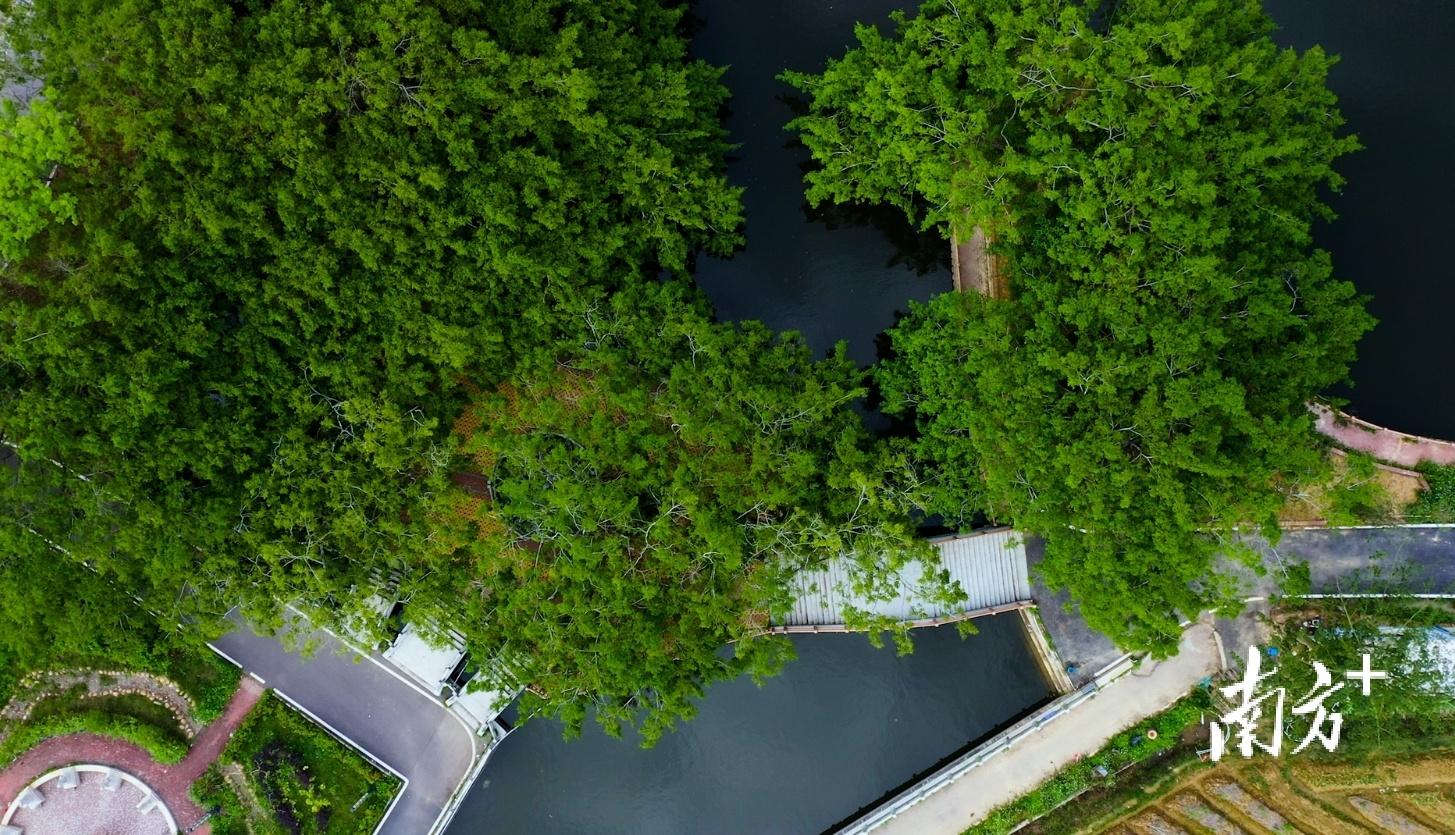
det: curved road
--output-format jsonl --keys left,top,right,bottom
{"left": 211, "top": 618, "right": 479, "bottom": 835}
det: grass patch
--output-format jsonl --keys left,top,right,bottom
{"left": 1020, "top": 746, "right": 1211, "bottom": 835}
{"left": 1321, "top": 451, "right": 1399, "bottom": 525}
{"left": 156, "top": 645, "right": 242, "bottom": 722}
{"left": 964, "top": 688, "right": 1213, "bottom": 834}
{"left": 225, "top": 694, "right": 400, "bottom": 834}
{"left": 0, "top": 691, "right": 191, "bottom": 767}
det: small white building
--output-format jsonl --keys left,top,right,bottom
{"left": 383, "top": 623, "right": 465, "bottom": 697}
{"left": 381, "top": 621, "right": 515, "bottom": 732}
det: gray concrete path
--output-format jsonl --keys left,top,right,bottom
{"left": 1215, "top": 526, "right": 1455, "bottom": 667}
{"left": 1026, "top": 537, "right": 1124, "bottom": 688}
{"left": 211, "top": 618, "right": 478, "bottom": 835}
{"left": 874, "top": 620, "right": 1221, "bottom": 835}
{"left": 1256, "top": 526, "right": 1455, "bottom": 593}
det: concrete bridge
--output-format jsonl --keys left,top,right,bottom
{"left": 772, "top": 527, "right": 1034, "bottom": 632}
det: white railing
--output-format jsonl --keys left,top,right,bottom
{"left": 837, "top": 653, "right": 1135, "bottom": 834}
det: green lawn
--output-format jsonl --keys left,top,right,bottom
{"left": 224, "top": 694, "right": 400, "bottom": 835}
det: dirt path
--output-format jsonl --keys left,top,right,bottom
{"left": 0, "top": 675, "right": 264, "bottom": 832}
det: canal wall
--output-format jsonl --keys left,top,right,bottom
{"left": 1018, "top": 608, "right": 1075, "bottom": 695}
{"left": 839, "top": 621, "right": 1222, "bottom": 835}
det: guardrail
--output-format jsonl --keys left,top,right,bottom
{"left": 836, "top": 653, "right": 1136, "bottom": 834}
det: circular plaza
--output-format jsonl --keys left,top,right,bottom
{"left": 0, "top": 765, "right": 176, "bottom": 835}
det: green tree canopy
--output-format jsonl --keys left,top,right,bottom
{"left": 787, "top": 0, "right": 1374, "bottom": 652}
{"left": 402, "top": 280, "right": 945, "bottom": 744}
{"left": 0, "top": 97, "right": 79, "bottom": 263}
{"left": 0, "top": 0, "right": 742, "bottom": 632}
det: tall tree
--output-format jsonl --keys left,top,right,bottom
{"left": 0, "top": 0, "right": 742, "bottom": 632}
{"left": 787, "top": 0, "right": 1374, "bottom": 652}
{"left": 402, "top": 280, "right": 947, "bottom": 744}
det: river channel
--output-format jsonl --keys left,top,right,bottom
{"left": 447, "top": 1, "right": 1451, "bottom": 832}
{"left": 1263, "top": 0, "right": 1455, "bottom": 438}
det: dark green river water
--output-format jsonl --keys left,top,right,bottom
{"left": 1264, "top": 0, "right": 1455, "bottom": 437}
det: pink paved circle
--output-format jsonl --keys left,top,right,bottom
{"left": 6, "top": 769, "right": 173, "bottom": 835}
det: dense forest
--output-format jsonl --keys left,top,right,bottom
{"left": 2, "top": 0, "right": 1369, "bottom": 740}
{"left": 788, "top": 0, "right": 1372, "bottom": 653}
{"left": 0, "top": 0, "right": 947, "bottom": 739}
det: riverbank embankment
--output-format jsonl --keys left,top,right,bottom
{"left": 844, "top": 620, "right": 1220, "bottom": 835}
{"left": 1312, "top": 403, "right": 1455, "bottom": 469}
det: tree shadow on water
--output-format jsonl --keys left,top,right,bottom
{"left": 803, "top": 198, "right": 951, "bottom": 276}
{"left": 778, "top": 90, "right": 951, "bottom": 277}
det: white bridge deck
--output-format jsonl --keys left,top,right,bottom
{"left": 772, "top": 528, "right": 1034, "bottom": 632}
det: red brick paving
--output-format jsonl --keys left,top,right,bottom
{"left": 0, "top": 676, "right": 264, "bottom": 833}
{"left": 1313, "top": 403, "right": 1455, "bottom": 469}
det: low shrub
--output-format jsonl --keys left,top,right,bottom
{"left": 191, "top": 765, "right": 250, "bottom": 835}
{"left": 0, "top": 696, "right": 190, "bottom": 767}
{"left": 1409, "top": 463, "right": 1455, "bottom": 522}
{"left": 156, "top": 646, "right": 241, "bottom": 722}
{"left": 224, "top": 695, "right": 400, "bottom": 834}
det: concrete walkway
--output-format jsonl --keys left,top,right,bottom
{"left": 951, "top": 226, "right": 1008, "bottom": 299}
{"left": 211, "top": 616, "right": 478, "bottom": 835}
{"left": 873, "top": 621, "right": 1221, "bottom": 835}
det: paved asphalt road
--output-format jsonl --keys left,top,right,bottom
{"left": 212, "top": 619, "right": 478, "bottom": 835}
{"left": 1031, "top": 526, "right": 1455, "bottom": 684}
{"left": 1257, "top": 526, "right": 1455, "bottom": 594}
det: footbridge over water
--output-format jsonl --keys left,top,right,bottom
{"left": 771, "top": 527, "right": 1034, "bottom": 633}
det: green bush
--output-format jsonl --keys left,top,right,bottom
{"left": 5, "top": 641, "right": 241, "bottom": 725}
{"left": 155, "top": 647, "right": 241, "bottom": 722}
{"left": 0, "top": 692, "right": 192, "bottom": 773}
{"left": 1409, "top": 463, "right": 1455, "bottom": 522}
{"left": 966, "top": 690, "right": 1210, "bottom": 835}
{"left": 191, "top": 766, "right": 250, "bottom": 835}
{"left": 1324, "top": 451, "right": 1395, "bottom": 525}
{"left": 224, "top": 695, "right": 399, "bottom": 835}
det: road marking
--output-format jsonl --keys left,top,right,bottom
{"left": 206, "top": 640, "right": 247, "bottom": 671}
